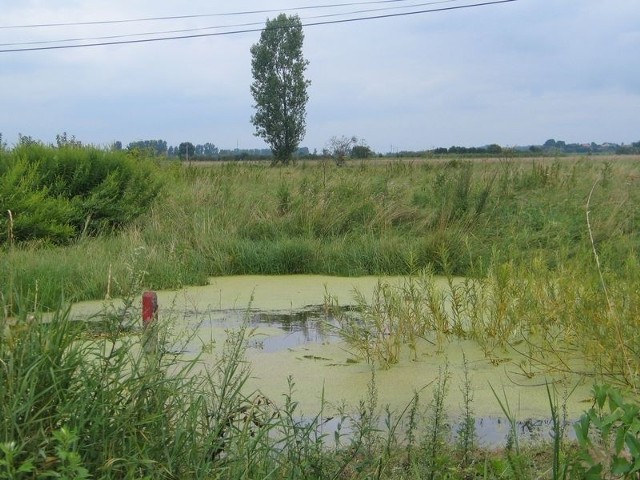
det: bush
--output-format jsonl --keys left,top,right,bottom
{"left": 0, "top": 145, "right": 162, "bottom": 244}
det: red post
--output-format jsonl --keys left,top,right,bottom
{"left": 142, "top": 291, "right": 158, "bottom": 328}
{"left": 142, "top": 291, "right": 159, "bottom": 356}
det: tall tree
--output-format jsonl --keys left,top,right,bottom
{"left": 178, "top": 142, "right": 195, "bottom": 161}
{"left": 250, "top": 14, "right": 310, "bottom": 165}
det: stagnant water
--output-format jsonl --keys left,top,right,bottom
{"left": 70, "top": 275, "right": 595, "bottom": 446}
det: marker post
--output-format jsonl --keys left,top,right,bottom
{"left": 142, "top": 291, "right": 158, "bottom": 355}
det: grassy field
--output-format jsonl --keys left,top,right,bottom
{"left": 3, "top": 155, "right": 639, "bottom": 306}
{"left": 2, "top": 153, "right": 640, "bottom": 478}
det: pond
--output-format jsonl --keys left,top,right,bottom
{"left": 70, "top": 275, "right": 594, "bottom": 445}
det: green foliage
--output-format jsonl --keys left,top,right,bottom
{"left": 0, "top": 158, "right": 75, "bottom": 243}
{"left": 0, "top": 296, "right": 252, "bottom": 478}
{"left": 0, "top": 296, "right": 499, "bottom": 479}
{"left": 3, "top": 153, "right": 640, "bottom": 478}
{"left": 422, "top": 365, "right": 451, "bottom": 480}
{"left": 126, "top": 138, "right": 168, "bottom": 156}
{"left": 250, "top": 14, "right": 310, "bottom": 164}
{"left": 572, "top": 385, "right": 640, "bottom": 479}
{"left": 55, "top": 131, "right": 82, "bottom": 149}
{"left": 455, "top": 354, "right": 477, "bottom": 468}
{"left": 276, "top": 182, "right": 292, "bottom": 215}
{"left": 0, "top": 144, "right": 162, "bottom": 244}
{"left": 45, "top": 428, "right": 91, "bottom": 479}
{"left": 178, "top": 141, "right": 195, "bottom": 160}
{"left": 4, "top": 156, "right": 640, "bottom": 326}
{"left": 352, "top": 144, "right": 373, "bottom": 159}
{"left": 3, "top": 293, "right": 640, "bottom": 478}
{"left": 333, "top": 249, "right": 640, "bottom": 392}
{"left": 337, "top": 273, "right": 446, "bottom": 368}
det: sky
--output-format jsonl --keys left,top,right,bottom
{"left": 0, "top": 0, "right": 638, "bottom": 153}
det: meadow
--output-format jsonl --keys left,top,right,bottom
{"left": 2, "top": 149, "right": 640, "bottom": 478}
{"left": 3, "top": 153, "right": 639, "bottom": 309}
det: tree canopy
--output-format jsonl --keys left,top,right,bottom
{"left": 250, "top": 14, "right": 310, "bottom": 165}
{"left": 178, "top": 142, "right": 195, "bottom": 161}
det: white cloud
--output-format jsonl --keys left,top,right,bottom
{"left": 1, "top": 0, "right": 639, "bottom": 151}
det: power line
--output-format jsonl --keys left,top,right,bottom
{"left": 0, "top": 0, "right": 461, "bottom": 48}
{"left": 0, "top": 0, "right": 457, "bottom": 29}
{"left": 306, "top": 0, "right": 517, "bottom": 27}
{"left": 0, "top": 20, "right": 263, "bottom": 47}
{"left": 0, "top": 0, "right": 517, "bottom": 54}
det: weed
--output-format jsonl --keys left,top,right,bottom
{"left": 277, "top": 182, "right": 292, "bottom": 215}
{"left": 422, "top": 364, "right": 451, "bottom": 480}
{"left": 455, "top": 353, "right": 477, "bottom": 468}
{"left": 572, "top": 384, "right": 640, "bottom": 478}
{"left": 5, "top": 156, "right": 640, "bottom": 313}
{"left": 405, "top": 391, "right": 421, "bottom": 467}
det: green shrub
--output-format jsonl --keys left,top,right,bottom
{"left": 0, "top": 158, "right": 75, "bottom": 243}
{"left": 0, "top": 145, "right": 162, "bottom": 244}
{"left": 573, "top": 385, "right": 640, "bottom": 478}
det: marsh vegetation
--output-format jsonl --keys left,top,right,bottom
{"left": 2, "top": 149, "right": 640, "bottom": 477}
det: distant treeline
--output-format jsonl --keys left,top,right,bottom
{"left": 399, "top": 139, "right": 640, "bottom": 158}
{"left": 2, "top": 132, "right": 639, "bottom": 161}
{"left": 120, "top": 139, "right": 309, "bottom": 161}
{"left": 122, "top": 138, "right": 640, "bottom": 161}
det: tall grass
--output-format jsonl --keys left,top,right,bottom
{"left": 1, "top": 298, "right": 358, "bottom": 478}
{"left": 6, "top": 155, "right": 639, "bottom": 311}
{"left": 3, "top": 154, "right": 640, "bottom": 477}
{"left": 334, "top": 252, "right": 640, "bottom": 391}
{"left": 3, "top": 294, "right": 639, "bottom": 478}
{"left": 0, "top": 298, "right": 471, "bottom": 478}
{"left": 3, "top": 155, "right": 639, "bottom": 384}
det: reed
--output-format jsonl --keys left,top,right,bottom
{"left": 422, "top": 365, "right": 451, "bottom": 480}
{"left": 6, "top": 155, "right": 639, "bottom": 311}
{"left": 3, "top": 293, "right": 639, "bottom": 478}
{"left": 455, "top": 354, "right": 477, "bottom": 469}
{"left": 334, "top": 245, "right": 640, "bottom": 391}
{"left": 4, "top": 154, "right": 640, "bottom": 478}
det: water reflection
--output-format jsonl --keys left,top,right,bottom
{"left": 192, "top": 305, "right": 340, "bottom": 353}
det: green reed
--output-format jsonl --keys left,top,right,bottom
{"left": 4, "top": 292, "right": 640, "bottom": 478}
{"left": 7, "top": 155, "right": 639, "bottom": 311}
{"left": 334, "top": 248, "right": 640, "bottom": 393}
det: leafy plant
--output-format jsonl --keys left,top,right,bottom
{"left": 0, "top": 441, "right": 35, "bottom": 479}
{"left": 0, "top": 144, "right": 162, "bottom": 244}
{"left": 44, "top": 428, "right": 91, "bottom": 479}
{"left": 455, "top": 353, "right": 477, "bottom": 468}
{"left": 422, "top": 364, "right": 451, "bottom": 480}
{"left": 572, "top": 385, "right": 640, "bottom": 478}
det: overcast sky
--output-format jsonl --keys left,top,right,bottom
{"left": 1, "top": 0, "right": 638, "bottom": 153}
